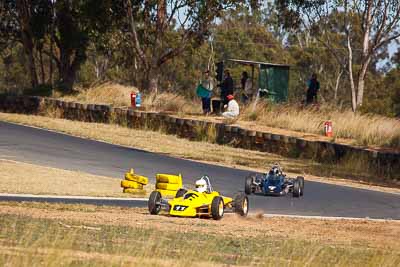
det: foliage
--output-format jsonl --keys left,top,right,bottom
{"left": 275, "top": 0, "right": 400, "bottom": 112}
{"left": 0, "top": 1, "right": 399, "bottom": 117}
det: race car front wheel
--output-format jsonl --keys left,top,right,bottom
{"left": 292, "top": 180, "right": 301, "bottom": 198}
{"left": 245, "top": 175, "right": 255, "bottom": 195}
{"left": 234, "top": 194, "right": 249, "bottom": 216}
{"left": 148, "top": 191, "right": 162, "bottom": 215}
{"left": 296, "top": 176, "right": 304, "bottom": 196}
{"left": 211, "top": 196, "right": 224, "bottom": 220}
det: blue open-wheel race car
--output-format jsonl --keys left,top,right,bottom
{"left": 245, "top": 164, "right": 304, "bottom": 197}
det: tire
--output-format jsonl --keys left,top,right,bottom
{"left": 156, "top": 174, "right": 182, "bottom": 184}
{"left": 125, "top": 173, "right": 148, "bottom": 185}
{"left": 292, "top": 179, "right": 301, "bottom": 198}
{"left": 175, "top": 188, "right": 187, "bottom": 198}
{"left": 297, "top": 176, "right": 304, "bottom": 196}
{"left": 245, "top": 175, "right": 254, "bottom": 195}
{"left": 121, "top": 180, "right": 144, "bottom": 189}
{"left": 233, "top": 194, "right": 249, "bottom": 216}
{"left": 156, "top": 182, "right": 181, "bottom": 191}
{"left": 211, "top": 196, "right": 224, "bottom": 220}
{"left": 148, "top": 191, "right": 162, "bottom": 215}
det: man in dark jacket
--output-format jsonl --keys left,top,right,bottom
{"left": 305, "top": 73, "right": 320, "bottom": 105}
{"left": 220, "top": 69, "right": 234, "bottom": 104}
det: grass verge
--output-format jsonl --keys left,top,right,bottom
{"left": 0, "top": 159, "right": 149, "bottom": 197}
{"left": 239, "top": 102, "right": 400, "bottom": 149}
{"left": 1, "top": 112, "right": 399, "bottom": 193}
{"left": 0, "top": 202, "right": 399, "bottom": 266}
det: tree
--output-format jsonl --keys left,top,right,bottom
{"left": 0, "top": 0, "right": 44, "bottom": 88}
{"left": 51, "top": 0, "right": 122, "bottom": 92}
{"left": 124, "top": 0, "right": 243, "bottom": 94}
{"left": 276, "top": 0, "right": 400, "bottom": 112}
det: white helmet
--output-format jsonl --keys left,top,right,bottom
{"left": 195, "top": 178, "right": 207, "bottom": 193}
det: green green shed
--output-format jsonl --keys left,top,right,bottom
{"left": 227, "top": 59, "right": 290, "bottom": 103}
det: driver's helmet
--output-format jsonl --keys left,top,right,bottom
{"left": 195, "top": 178, "right": 208, "bottom": 193}
{"left": 269, "top": 166, "right": 280, "bottom": 176}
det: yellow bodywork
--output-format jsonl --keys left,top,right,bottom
{"left": 167, "top": 190, "right": 233, "bottom": 217}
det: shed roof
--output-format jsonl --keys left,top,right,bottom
{"left": 227, "top": 59, "right": 290, "bottom": 68}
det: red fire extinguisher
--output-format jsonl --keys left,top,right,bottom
{"left": 130, "top": 92, "right": 136, "bottom": 108}
{"left": 324, "top": 121, "right": 333, "bottom": 137}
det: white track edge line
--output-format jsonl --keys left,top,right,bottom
{"left": 0, "top": 193, "right": 147, "bottom": 201}
{"left": 258, "top": 213, "right": 399, "bottom": 222}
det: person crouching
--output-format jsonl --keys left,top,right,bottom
{"left": 222, "top": 94, "right": 239, "bottom": 118}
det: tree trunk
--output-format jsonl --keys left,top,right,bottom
{"left": 23, "top": 36, "right": 38, "bottom": 88}
{"left": 356, "top": 1, "right": 372, "bottom": 107}
{"left": 334, "top": 69, "right": 343, "bottom": 101}
{"left": 58, "top": 48, "right": 86, "bottom": 93}
{"left": 147, "top": 68, "right": 159, "bottom": 94}
{"left": 356, "top": 58, "right": 371, "bottom": 107}
{"left": 346, "top": 33, "right": 357, "bottom": 112}
{"left": 39, "top": 47, "right": 45, "bottom": 84}
{"left": 59, "top": 70, "right": 75, "bottom": 93}
{"left": 20, "top": 24, "right": 38, "bottom": 88}
{"left": 49, "top": 2, "right": 55, "bottom": 86}
{"left": 16, "top": 0, "right": 38, "bottom": 89}
{"left": 49, "top": 40, "right": 54, "bottom": 85}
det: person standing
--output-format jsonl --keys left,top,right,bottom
{"left": 305, "top": 73, "right": 320, "bottom": 105}
{"left": 222, "top": 94, "right": 240, "bottom": 118}
{"left": 200, "top": 70, "right": 213, "bottom": 114}
{"left": 241, "top": 71, "right": 252, "bottom": 103}
{"left": 219, "top": 69, "right": 234, "bottom": 104}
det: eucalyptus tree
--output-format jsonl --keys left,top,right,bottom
{"left": 124, "top": 0, "right": 245, "bottom": 93}
{"left": 0, "top": 0, "right": 50, "bottom": 88}
{"left": 276, "top": 0, "right": 400, "bottom": 112}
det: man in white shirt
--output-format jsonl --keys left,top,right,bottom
{"left": 222, "top": 94, "right": 240, "bottom": 118}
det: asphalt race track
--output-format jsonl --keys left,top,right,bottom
{"left": 1, "top": 121, "right": 399, "bottom": 219}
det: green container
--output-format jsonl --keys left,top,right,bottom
{"left": 259, "top": 64, "right": 289, "bottom": 103}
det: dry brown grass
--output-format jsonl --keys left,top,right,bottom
{"left": 1, "top": 112, "right": 400, "bottom": 193}
{"left": 0, "top": 159, "right": 148, "bottom": 197}
{"left": 142, "top": 91, "right": 202, "bottom": 114}
{"left": 59, "top": 82, "right": 137, "bottom": 107}
{"left": 59, "top": 82, "right": 202, "bottom": 114}
{"left": 1, "top": 202, "right": 399, "bottom": 266}
{"left": 239, "top": 101, "right": 400, "bottom": 148}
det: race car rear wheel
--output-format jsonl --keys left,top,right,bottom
{"left": 297, "top": 176, "right": 304, "bottom": 196}
{"left": 211, "top": 196, "right": 224, "bottom": 220}
{"left": 148, "top": 191, "right": 162, "bottom": 214}
{"left": 245, "top": 175, "right": 255, "bottom": 195}
{"left": 233, "top": 194, "right": 249, "bottom": 216}
{"left": 175, "top": 188, "right": 187, "bottom": 198}
{"left": 292, "top": 180, "right": 301, "bottom": 198}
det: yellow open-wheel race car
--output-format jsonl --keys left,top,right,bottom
{"left": 148, "top": 175, "right": 249, "bottom": 220}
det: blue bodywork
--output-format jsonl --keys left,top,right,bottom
{"left": 260, "top": 173, "right": 286, "bottom": 195}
